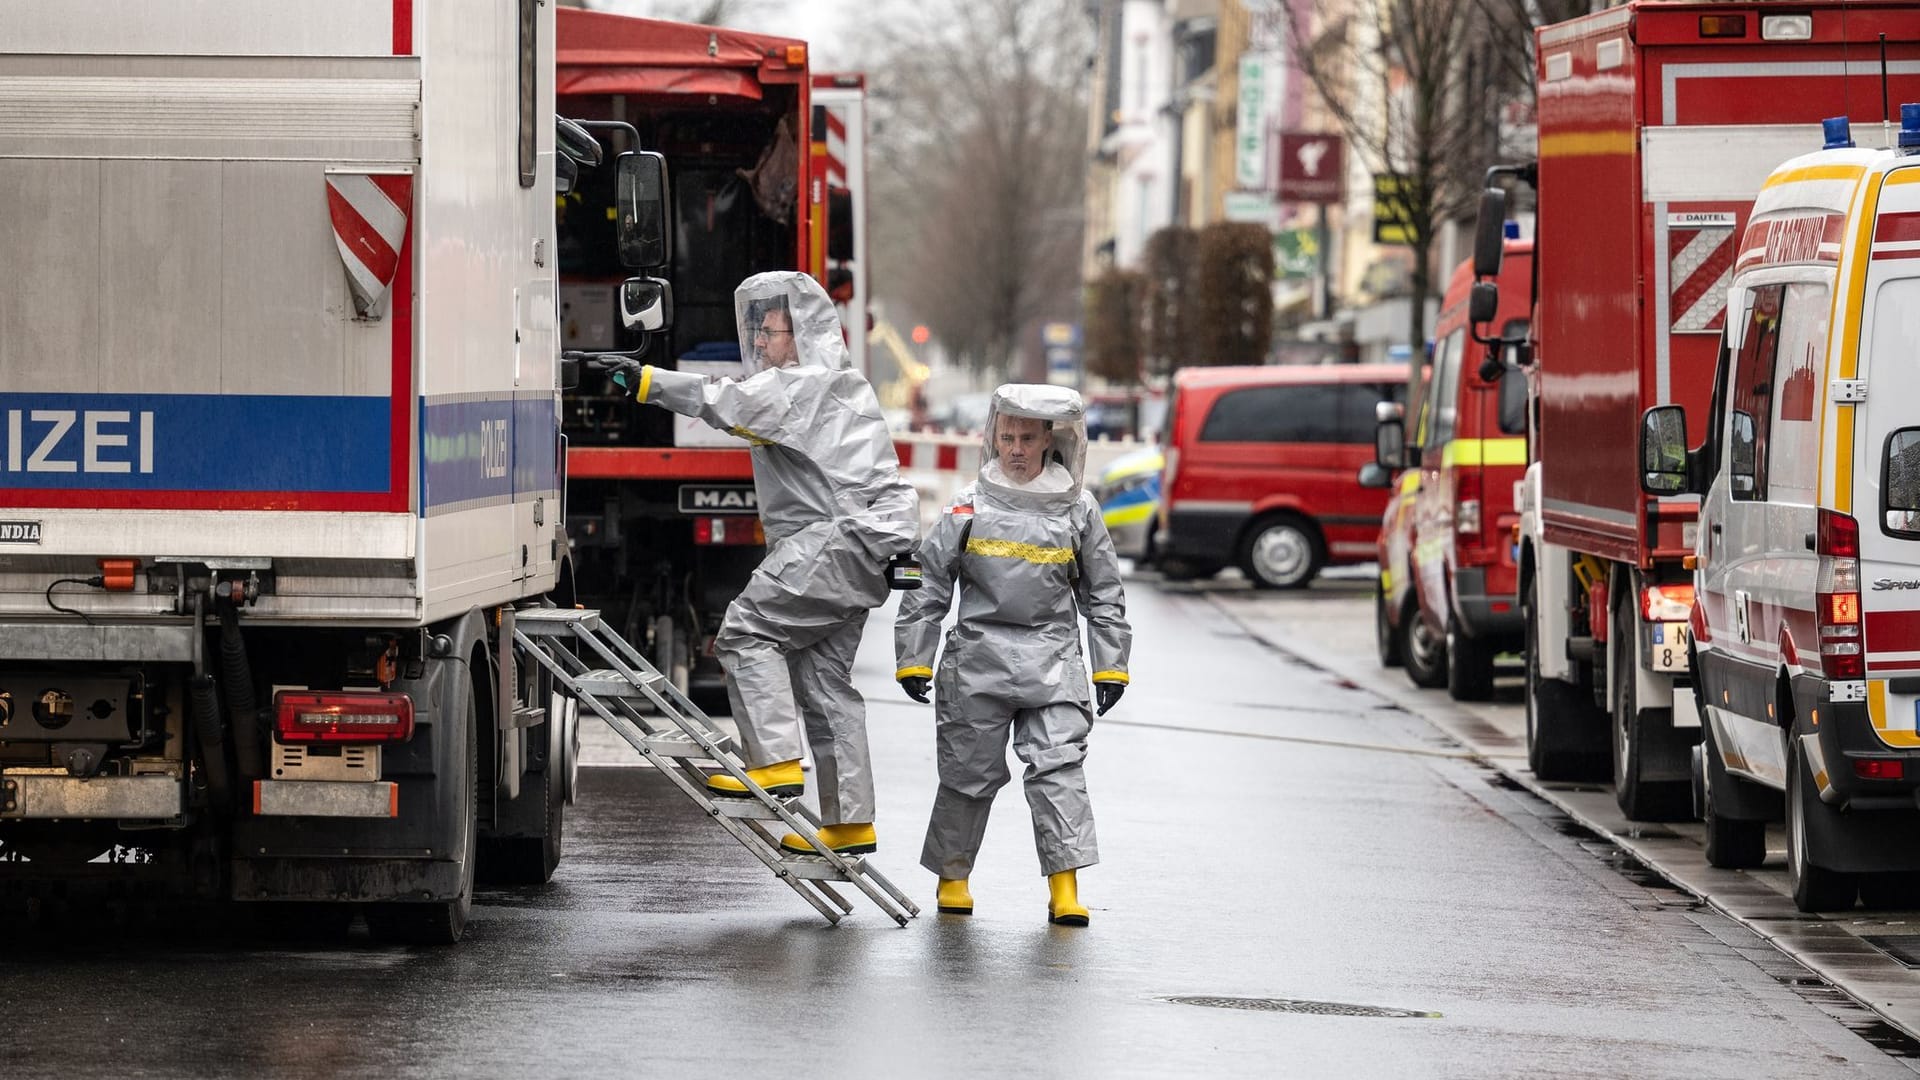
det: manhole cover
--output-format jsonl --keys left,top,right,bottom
{"left": 1161, "top": 995, "right": 1439, "bottom": 1018}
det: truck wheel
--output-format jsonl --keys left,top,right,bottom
{"left": 1525, "top": 595, "right": 1607, "bottom": 781}
{"left": 1611, "top": 599, "right": 1691, "bottom": 821}
{"left": 1375, "top": 581, "right": 1404, "bottom": 668}
{"left": 1700, "top": 725, "right": 1767, "bottom": 869}
{"left": 1239, "top": 514, "right": 1323, "bottom": 589}
{"left": 1400, "top": 596, "right": 1447, "bottom": 689}
{"left": 368, "top": 677, "right": 478, "bottom": 945}
{"left": 1445, "top": 616, "right": 1496, "bottom": 702}
{"left": 1787, "top": 737, "right": 1857, "bottom": 912}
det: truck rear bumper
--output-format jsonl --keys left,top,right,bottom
{"left": 0, "top": 773, "right": 183, "bottom": 819}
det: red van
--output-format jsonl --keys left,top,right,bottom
{"left": 1374, "top": 244, "right": 1532, "bottom": 698}
{"left": 1154, "top": 364, "right": 1407, "bottom": 587}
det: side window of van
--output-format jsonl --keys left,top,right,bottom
{"left": 1337, "top": 382, "right": 1405, "bottom": 443}
{"left": 1199, "top": 384, "right": 1341, "bottom": 442}
{"left": 1764, "top": 282, "right": 1830, "bottom": 503}
{"left": 1728, "top": 285, "right": 1785, "bottom": 500}
{"left": 1426, "top": 329, "right": 1467, "bottom": 449}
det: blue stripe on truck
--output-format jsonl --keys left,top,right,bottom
{"left": 419, "top": 395, "right": 558, "bottom": 514}
{"left": 0, "top": 392, "right": 388, "bottom": 492}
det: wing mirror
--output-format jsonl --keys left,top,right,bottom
{"left": 620, "top": 277, "right": 674, "bottom": 334}
{"left": 1357, "top": 462, "right": 1393, "bottom": 489}
{"left": 1639, "top": 405, "right": 1691, "bottom": 495}
{"left": 1374, "top": 400, "right": 1408, "bottom": 471}
{"left": 616, "top": 151, "right": 672, "bottom": 271}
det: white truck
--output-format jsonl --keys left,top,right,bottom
{"left": 0, "top": 0, "right": 669, "bottom": 943}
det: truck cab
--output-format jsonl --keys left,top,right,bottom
{"left": 1645, "top": 116, "right": 1920, "bottom": 911}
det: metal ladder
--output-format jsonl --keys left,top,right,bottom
{"left": 511, "top": 606, "right": 919, "bottom": 927}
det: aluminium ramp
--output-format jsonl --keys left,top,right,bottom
{"left": 511, "top": 606, "right": 919, "bottom": 927}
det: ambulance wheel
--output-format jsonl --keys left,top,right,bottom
{"left": 1239, "top": 514, "right": 1323, "bottom": 589}
{"left": 1445, "top": 616, "right": 1496, "bottom": 702}
{"left": 368, "top": 668, "right": 478, "bottom": 945}
{"left": 1375, "top": 581, "right": 1404, "bottom": 668}
{"left": 1400, "top": 596, "right": 1447, "bottom": 689}
{"left": 1787, "top": 737, "right": 1857, "bottom": 913}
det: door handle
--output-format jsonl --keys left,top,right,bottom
{"left": 1804, "top": 531, "right": 1816, "bottom": 551}
{"left": 1711, "top": 523, "right": 1723, "bottom": 535}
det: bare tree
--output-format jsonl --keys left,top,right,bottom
{"left": 575, "top": 0, "right": 779, "bottom": 25}
{"left": 1140, "top": 226, "right": 1197, "bottom": 377}
{"left": 1272, "top": 0, "right": 1499, "bottom": 352}
{"left": 862, "top": 0, "right": 1092, "bottom": 379}
{"left": 1084, "top": 269, "right": 1146, "bottom": 384}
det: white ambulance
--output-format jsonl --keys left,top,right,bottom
{"left": 1642, "top": 110, "right": 1920, "bottom": 912}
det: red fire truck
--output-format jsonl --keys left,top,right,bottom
{"left": 553, "top": 12, "right": 867, "bottom": 699}
{"left": 1483, "top": 0, "right": 1920, "bottom": 808}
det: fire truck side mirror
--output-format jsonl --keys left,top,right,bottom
{"left": 616, "top": 151, "right": 672, "bottom": 271}
{"left": 620, "top": 277, "right": 674, "bottom": 334}
{"left": 1468, "top": 281, "right": 1499, "bottom": 326}
{"left": 1640, "top": 405, "right": 1692, "bottom": 495}
{"left": 1473, "top": 189, "right": 1507, "bottom": 278}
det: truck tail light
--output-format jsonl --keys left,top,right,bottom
{"left": 274, "top": 690, "right": 414, "bottom": 744}
{"left": 1816, "top": 509, "right": 1864, "bottom": 680}
{"left": 1456, "top": 469, "right": 1483, "bottom": 536}
{"left": 693, "top": 516, "right": 765, "bottom": 546}
{"left": 1698, "top": 13, "right": 1746, "bottom": 37}
{"left": 1641, "top": 583, "right": 1695, "bottom": 622}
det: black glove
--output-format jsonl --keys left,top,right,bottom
{"left": 900, "top": 675, "right": 931, "bottom": 703}
{"left": 1095, "top": 682, "right": 1124, "bottom": 717}
{"left": 590, "top": 358, "right": 644, "bottom": 395}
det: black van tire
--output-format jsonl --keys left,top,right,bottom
{"left": 1445, "top": 615, "right": 1496, "bottom": 701}
{"left": 1239, "top": 513, "right": 1323, "bottom": 589}
{"left": 1375, "top": 581, "right": 1404, "bottom": 668}
{"left": 1401, "top": 595, "right": 1448, "bottom": 689}
{"left": 1787, "top": 736, "right": 1857, "bottom": 913}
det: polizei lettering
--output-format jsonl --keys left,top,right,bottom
{"left": 0, "top": 522, "right": 42, "bottom": 544}
{"left": 2, "top": 409, "right": 155, "bottom": 475}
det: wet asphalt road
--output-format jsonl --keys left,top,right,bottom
{"left": 4, "top": 571, "right": 1918, "bottom": 1078}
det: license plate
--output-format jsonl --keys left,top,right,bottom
{"left": 1651, "top": 621, "right": 1690, "bottom": 672}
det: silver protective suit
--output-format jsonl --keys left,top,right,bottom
{"left": 895, "top": 384, "right": 1132, "bottom": 877}
{"left": 634, "top": 271, "right": 918, "bottom": 824}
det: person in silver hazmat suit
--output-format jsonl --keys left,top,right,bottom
{"left": 622, "top": 270, "right": 918, "bottom": 857}
{"left": 894, "top": 384, "right": 1131, "bottom": 925}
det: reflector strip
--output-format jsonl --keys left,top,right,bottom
{"left": 965, "top": 537, "right": 1074, "bottom": 564}
{"left": 324, "top": 169, "right": 414, "bottom": 318}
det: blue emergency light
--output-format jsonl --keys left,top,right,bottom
{"left": 1823, "top": 116, "right": 1854, "bottom": 149}
{"left": 1901, "top": 103, "right": 1920, "bottom": 150}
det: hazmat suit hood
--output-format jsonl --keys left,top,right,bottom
{"left": 978, "top": 384, "right": 1087, "bottom": 510}
{"left": 735, "top": 270, "right": 852, "bottom": 376}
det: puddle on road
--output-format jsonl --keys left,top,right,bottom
{"left": 1160, "top": 995, "right": 1440, "bottom": 1019}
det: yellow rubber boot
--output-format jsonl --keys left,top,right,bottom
{"left": 936, "top": 877, "right": 974, "bottom": 915}
{"left": 779, "top": 822, "right": 877, "bottom": 856}
{"left": 1047, "top": 869, "right": 1089, "bottom": 926}
{"left": 706, "top": 759, "right": 804, "bottom": 799}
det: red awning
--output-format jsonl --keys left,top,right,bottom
{"left": 556, "top": 9, "right": 805, "bottom": 99}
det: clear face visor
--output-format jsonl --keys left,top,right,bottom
{"left": 981, "top": 385, "right": 1088, "bottom": 496}
{"left": 736, "top": 294, "right": 799, "bottom": 375}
